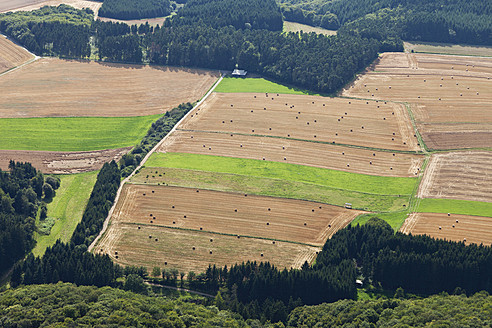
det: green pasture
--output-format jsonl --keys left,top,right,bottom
{"left": 145, "top": 152, "right": 417, "bottom": 196}
{"left": 214, "top": 77, "right": 319, "bottom": 95}
{"left": 0, "top": 115, "right": 161, "bottom": 151}
{"left": 416, "top": 198, "right": 492, "bottom": 217}
{"left": 33, "top": 171, "right": 98, "bottom": 256}
{"left": 351, "top": 212, "right": 409, "bottom": 231}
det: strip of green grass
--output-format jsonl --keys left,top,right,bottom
{"left": 145, "top": 152, "right": 417, "bottom": 196}
{"left": 133, "top": 166, "right": 409, "bottom": 212}
{"left": 32, "top": 171, "right": 98, "bottom": 256}
{"left": 0, "top": 115, "right": 161, "bottom": 151}
{"left": 416, "top": 198, "right": 492, "bottom": 217}
{"left": 214, "top": 77, "right": 319, "bottom": 95}
{"left": 351, "top": 212, "right": 409, "bottom": 231}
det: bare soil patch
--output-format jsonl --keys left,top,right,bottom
{"left": 400, "top": 212, "right": 492, "bottom": 246}
{"left": 344, "top": 53, "right": 492, "bottom": 150}
{"left": 1, "top": 0, "right": 102, "bottom": 17}
{"left": 418, "top": 151, "right": 492, "bottom": 203}
{"left": 158, "top": 130, "right": 424, "bottom": 177}
{"left": 178, "top": 92, "right": 419, "bottom": 151}
{"left": 0, "top": 35, "right": 33, "bottom": 73}
{"left": 95, "top": 224, "right": 321, "bottom": 273}
{"left": 0, "top": 58, "right": 219, "bottom": 118}
{"left": 111, "top": 184, "right": 362, "bottom": 246}
{"left": 0, "top": 147, "right": 130, "bottom": 174}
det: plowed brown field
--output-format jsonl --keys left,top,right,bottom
{"left": 1, "top": 0, "right": 102, "bottom": 16}
{"left": 158, "top": 130, "right": 424, "bottom": 177}
{"left": 0, "top": 58, "right": 219, "bottom": 118}
{"left": 343, "top": 53, "right": 492, "bottom": 150}
{"left": 96, "top": 184, "right": 361, "bottom": 272}
{"left": 400, "top": 212, "right": 492, "bottom": 246}
{"left": 418, "top": 151, "right": 492, "bottom": 202}
{"left": 96, "top": 224, "right": 321, "bottom": 273}
{"left": 178, "top": 93, "right": 420, "bottom": 151}
{"left": 0, "top": 147, "right": 130, "bottom": 174}
{"left": 0, "top": 35, "right": 33, "bottom": 73}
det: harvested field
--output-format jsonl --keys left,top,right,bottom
{"left": 344, "top": 52, "right": 492, "bottom": 150}
{"left": 1, "top": 0, "right": 102, "bottom": 17}
{"left": 112, "top": 184, "right": 362, "bottom": 246}
{"left": 0, "top": 147, "right": 130, "bottom": 174}
{"left": 418, "top": 151, "right": 492, "bottom": 203}
{"left": 283, "top": 21, "right": 336, "bottom": 36}
{"left": 96, "top": 224, "right": 321, "bottom": 273}
{"left": 98, "top": 16, "right": 166, "bottom": 26}
{"left": 0, "top": 35, "right": 33, "bottom": 73}
{"left": 400, "top": 212, "right": 492, "bottom": 246}
{"left": 159, "top": 130, "right": 424, "bottom": 177}
{"left": 178, "top": 92, "right": 420, "bottom": 151}
{"left": 404, "top": 41, "right": 492, "bottom": 57}
{"left": 0, "top": 57, "right": 219, "bottom": 118}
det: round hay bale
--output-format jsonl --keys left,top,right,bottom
{"left": 210, "top": 239, "right": 213, "bottom": 242}
{"left": 261, "top": 253, "right": 264, "bottom": 257}
{"left": 200, "top": 227, "right": 203, "bottom": 230}
{"left": 448, "top": 213, "right": 451, "bottom": 216}
{"left": 172, "top": 205, "right": 175, "bottom": 208}
{"left": 234, "top": 209, "right": 237, "bottom": 212}
{"left": 149, "top": 235, "right": 152, "bottom": 238}
{"left": 266, "top": 222, "right": 269, "bottom": 225}
{"left": 150, "top": 220, "right": 153, "bottom": 223}
{"left": 328, "top": 224, "right": 331, "bottom": 228}
{"left": 268, "top": 208, "right": 271, "bottom": 211}
{"left": 138, "top": 226, "right": 141, "bottom": 229}
{"left": 193, "top": 246, "right": 196, "bottom": 250}
{"left": 173, "top": 221, "right": 175, "bottom": 224}
{"left": 115, "top": 255, "right": 118, "bottom": 259}
{"left": 184, "top": 215, "right": 187, "bottom": 218}
{"left": 284, "top": 157, "right": 286, "bottom": 160}
{"left": 304, "top": 222, "right": 307, "bottom": 226}
{"left": 272, "top": 241, "right": 275, "bottom": 244}
{"left": 155, "top": 238, "right": 158, "bottom": 241}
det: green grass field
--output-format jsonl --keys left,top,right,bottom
{"left": 415, "top": 198, "right": 492, "bottom": 217}
{"left": 131, "top": 167, "right": 409, "bottom": 212}
{"left": 145, "top": 153, "right": 417, "bottom": 196}
{"left": 351, "top": 212, "right": 409, "bottom": 231}
{"left": 214, "top": 77, "right": 319, "bottom": 95}
{"left": 33, "top": 171, "right": 98, "bottom": 256}
{"left": 0, "top": 115, "right": 161, "bottom": 151}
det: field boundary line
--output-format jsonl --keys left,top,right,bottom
{"left": 0, "top": 34, "right": 39, "bottom": 77}
{"left": 88, "top": 74, "right": 224, "bottom": 252}
{"left": 175, "top": 129, "right": 425, "bottom": 155}
{"left": 122, "top": 221, "right": 323, "bottom": 248}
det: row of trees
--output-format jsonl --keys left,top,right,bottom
{"left": 98, "top": 0, "right": 171, "bottom": 20}
{"left": 0, "top": 162, "right": 56, "bottom": 274}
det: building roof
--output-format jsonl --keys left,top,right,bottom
{"left": 232, "top": 69, "right": 247, "bottom": 76}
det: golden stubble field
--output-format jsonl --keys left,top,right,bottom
{"left": 343, "top": 52, "right": 492, "bottom": 150}
{"left": 0, "top": 58, "right": 219, "bottom": 118}
{"left": 177, "top": 92, "right": 420, "bottom": 152}
{"left": 400, "top": 212, "right": 492, "bottom": 246}
{"left": 0, "top": 35, "right": 33, "bottom": 73}
{"left": 95, "top": 184, "right": 362, "bottom": 273}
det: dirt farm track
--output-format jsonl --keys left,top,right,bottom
{"left": 401, "top": 212, "right": 492, "bottom": 246}
{"left": 95, "top": 184, "right": 362, "bottom": 272}
{"left": 343, "top": 53, "right": 492, "bottom": 150}
{"left": 0, "top": 147, "right": 131, "bottom": 174}
{"left": 0, "top": 58, "right": 219, "bottom": 118}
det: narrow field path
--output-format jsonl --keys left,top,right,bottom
{"left": 88, "top": 75, "right": 224, "bottom": 252}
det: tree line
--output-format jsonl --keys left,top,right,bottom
{"left": 98, "top": 0, "right": 171, "bottom": 20}
{"left": 0, "top": 162, "right": 57, "bottom": 275}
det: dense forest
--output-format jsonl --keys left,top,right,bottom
{"left": 173, "top": 0, "right": 283, "bottom": 31}
{"left": 279, "top": 0, "right": 492, "bottom": 45}
{"left": 0, "top": 5, "right": 92, "bottom": 57}
{"left": 1, "top": 283, "right": 490, "bottom": 327}
{"left": 98, "top": 0, "right": 172, "bottom": 20}
{"left": 0, "top": 162, "right": 56, "bottom": 275}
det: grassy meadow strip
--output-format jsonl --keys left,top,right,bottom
{"left": 350, "top": 211, "right": 410, "bottom": 231}
{"left": 33, "top": 171, "right": 98, "bottom": 256}
{"left": 132, "top": 167, "right": 409, "bottom": 212}
{"left": 214, "top": 77, "right": 320, "bottom": 95}
{"left": 416, "top": 198, "right": 492, "bottom": 217}
{"left": 145, "top": 152, "right": 418, "bottom": 196}
{"left": 0, "top": 115, "right": 161, "bottom": 151}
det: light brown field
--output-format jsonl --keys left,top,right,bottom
{"left": 96, "top": 224, "right": 320, "bottom": 273}
{"left": 0, "top": 58, "right": 219, "bottom": 118}
{"left": 177, "top": 92, "right": 420, "bottom": 151}
{"left": 0, "top": 35, "right": 33, "bottom": 73}
{"left": 111, "top": 184, "right": 362, "bottom": 247}
{"left": 283, "top": 21, "right": 337, "bottom": 36}
{"left": 158, "top": 130, "right": 424, "bottom": 177}
{"left": 0, "top": 147, "right": 130, "bottom": 174}
{"left": 344, "top": 52, "right": 492, "bottom": 150}
{"left": 404, "top": 41, "right": 492, "bottom": 58}
{"left": 1, "top": 0, "right": 102, "bottom": 17}
{"left": 418, "top": 151, "right": 492, "bottom": 203}
{"left": 98, "top": 16, "right": 166, "bottom": 26}
{"left": 400, "top": 212, "right": 492, "bottom": 246}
